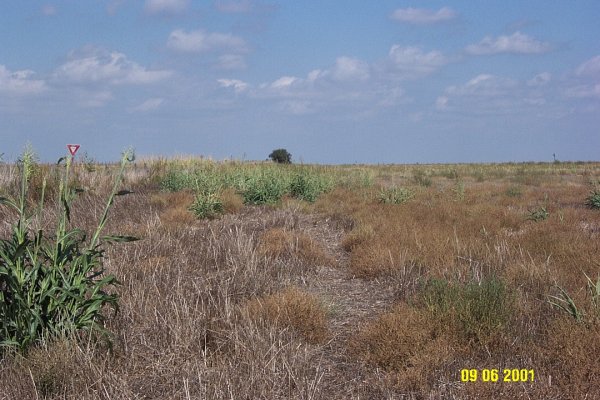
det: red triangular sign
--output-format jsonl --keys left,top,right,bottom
{"left": 67, "top": 144, "right": 80, "bottom": 156}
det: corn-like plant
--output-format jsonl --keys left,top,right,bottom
{"left": 289, "top": 169, "right": 333, "bottom": 203}
{"left": 547, "top": 285, "right": 583, "bottom": 321}
{"left": 0, "top": 148, "right": 137, "bottom": 351}
{"left": 190, "top": 192, "right": 224, "bottom": 219}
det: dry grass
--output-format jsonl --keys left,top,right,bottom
{"left": 352, "top": 304, "right": 454, "bottom": 393}
{"left": 259, "top": 227, "right": 335, "bottom": 268}
{"left": 2, "top": 160, "right": 600, "bottom": 399}
{"left": 245, "top": 287, "right": 329, "bottom": 343}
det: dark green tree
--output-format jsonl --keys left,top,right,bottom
{"left": 269, "top": 148, "right": 292, "bottom": 164}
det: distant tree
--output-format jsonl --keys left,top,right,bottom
{"left": 269, "top": 148, "right": 292, "bottom": 164}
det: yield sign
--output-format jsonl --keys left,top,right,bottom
{"left": 67, "top": 144, "right": 80, "bottom": 156}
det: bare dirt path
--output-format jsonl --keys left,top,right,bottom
{"left": 292, "top": 213, "right": 399, "bottom": 397}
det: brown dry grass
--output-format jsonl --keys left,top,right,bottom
{"left": 2, "top": 161, "right": 600, "bottom": 399}
{"left": 259, "top": 227, "right": 335, "bottom": 268}
{"left": 245, "top": 286, "right": 329, "bottom": 343}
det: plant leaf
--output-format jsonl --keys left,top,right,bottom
{"left": 101, "top": 235, "right": 140, "bottom": 243}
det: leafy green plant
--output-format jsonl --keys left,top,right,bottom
{"left": 0, "top": 147, "right": 137, "bottom": 351}
{"left": 585, "top": 189, "right": 600, "bottom": 209}
{"left": 190, "top": 192, "right": 224, "bottom": 219}
{"left": 242, "top": 169, "right": 289, "bottom": 205}
{"left": 527, "top": 206, "right": 549, "bottom": 222}
{"left": 453, "top": 179, "right": 465, "bottom": 201}
{"left": 547, "top": 285, "right": 583, "bottom": 321}
{"left": 505, "top": 185, "right": 522, "bottom": 198}
{"left": 377, "top": 187, "right": 414, "bottom": 204}
{"left": 289, "top": 170, "right": 332, "bottom": 202}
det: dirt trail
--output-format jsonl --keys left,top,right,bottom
{"left": 293, "top": 214, "right": 398, "bottom": 395}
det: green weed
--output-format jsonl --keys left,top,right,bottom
{"left": 420, "top": 277, "right": 512, "bottom": 342}
{"left": 377, "top": 187, "right": 414, "bottom": 204}
{"left": 0, "top": 147, "right": 136, "bottom": 351}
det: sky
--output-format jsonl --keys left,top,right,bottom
{"left": 1, "top": 0, "right": 599, "bottom": 163}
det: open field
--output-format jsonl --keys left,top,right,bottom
{"left": 1, "top": 158, "right": 600, "bottom": 399}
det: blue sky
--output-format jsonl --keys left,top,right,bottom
{"left": 1, "top": 1, "right": 599, "bottom": 163}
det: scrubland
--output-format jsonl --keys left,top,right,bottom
{"left": 1, "top": 157, "right": 600, "bottom": 399}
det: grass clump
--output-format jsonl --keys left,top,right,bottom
{"left": 585, "top": 189, "right": 600, "bottom": 209}
{"left": 377, "top": 186, "right": 414, "bottom": 204}
{"left": 289, "top": 169, "right": 333, "bottom": 202}
{"left": 246, "top": 287, "right": 328, "bottom": 343}
{"left": 412, "top": 169, "right": 432, "bottom": 187}
{"left": 420, "top": 277, "right": 513, "bottom": 343}
{"left": 0, "top": 147, "right": 136, "bottom": 351}
{"left": 527, "top": 206, "right": 549, "bottom": 222}
{"left": 190, "top": 192, "right": 224, "bottom": 219}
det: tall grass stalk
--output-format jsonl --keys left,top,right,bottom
{"left": 0, "top": 148, "right": 137, "bottom": 351}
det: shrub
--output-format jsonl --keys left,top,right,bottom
{"left": 412, "top": 169, "right": 432, "bottom": 187}
{"left": 527, "top": 206, "right": 549, "bottom": 222}
{"left": 505, "top": 185, "right": 522, "bottom": 197}
{"left": 0, "top": 148, "right": 136, "bottom": 351}
{"left": 289, "top": 170, "right": 332, "bottom": 202}
{"left": 377, "top": 186, "right": 414, "bottom": 204}
{"left": 190, "top": 192, "right": 224, "bottom": 219}
{"left": 160, "top": 169, "right": 194, "bottom": 192}
{"left": 585, "top": 189, "right": 600, "bottom": 209}
{"left": 242, "top": 170, "right": 289, "bottom": 205}
{"left": 268, "top": 148, "right": 292, "bottom": 164}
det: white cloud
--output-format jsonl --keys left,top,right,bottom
{"left": 435, "top": 95, "right": 449, "bottom": 110}
{"left": 217, "top": 78, "right": 249, "bottom": 93}
{"left": 55, "top": 47, "right": 172, "bottom": 85}
{"left": 466, "top": 32, "right": 551, "bottom": 55}
{"left": 390, "top": 7, "right": 456, "bottom": 24}
{"left": 218, "top": 54, "right": 247, "bottom": 70}
{"left": 447, "top": 74, "right": 518, "bottom": 96}
{"left": 41, "top": 4, "right": 57, "bottom": 16}
{"left": 576, "top": 55, "right": 600, "bottom": 77}
{"left": 437, "top": 73, "right": 560, "bottom": 115}
{"left": 214, "top": 0, "right": 252, "bottom": 13}
{"left": 144, "top": 0, "right": 189, "bottom": 14}
{"left": 82, "top": 90, "right": 113, "bottom": 107}
{"left": 331, "top": 56, "right": 370, "bottom": 81}
{"left": 565, "top": 84, "right": 600, "bottom": 99}
{"left": 0, "top": 65, "right": 47, "bottom": 95}
{"left": 130, "top": 98, "right": 164, "bottom": 112}
{"left": 270, "top": 76, "right": 298, "bottom": 89}
{"left": 388, "top": 45, "right": 448, "bottom": 78}
{"left": 565, "top": 56, "right": 600, "bottom": 99}
{"left": 527, "top": 72, "right": 551, "bottom": 87}
{"left": 167, "top": 29, "right": 247, "bottom": 53}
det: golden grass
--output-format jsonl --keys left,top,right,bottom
{"left": 245, "top": 287, "right": 329, "bottom": 343}
{"left": 258, "top": 227, "right": 335, "bottom": 267}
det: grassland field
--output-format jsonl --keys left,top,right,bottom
{"left": 1, "top": 157, "right": 600, "bottom": 399}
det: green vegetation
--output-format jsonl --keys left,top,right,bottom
{"left": 420, "top": 277, "right": 513, "bottom": 342}
{"left": 0, "top": 147, "right": 136, "bottom": 351}
{"left": 527, "top": 206, "right": 549, "bottom": 222}
{"left": 268, "top": 148, "right": 292, "bottom": 164}
{"left": 585, "top": 189, "right": 600, "bottom": 209}
{"left": 377, "top": 186, "right": 414, "bottom": 204}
